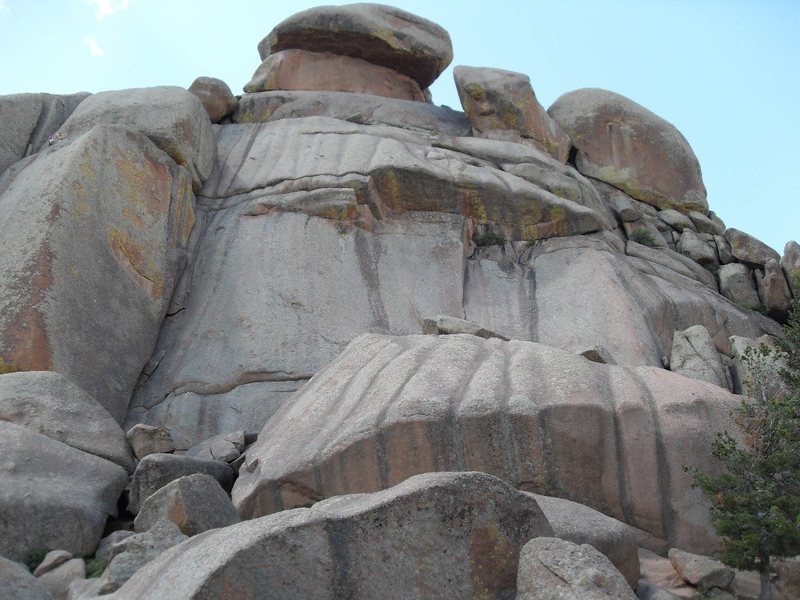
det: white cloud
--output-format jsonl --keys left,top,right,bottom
{"left": 88, "top": 0, "right": 128, "bottom": 20}
{"left": 84, "top": 36, "right": 105, "bottom": 57}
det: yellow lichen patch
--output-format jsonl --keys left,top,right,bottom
{"left": 107, "top": 228, "right": 164, "bottom": 301}
{"left": 461, "top": 188, "right": 487, "bottom": 223}
{"left": 113, "top": 150, "right": 172, "bottom": 226}
{"left": 468, "top": 525, "right": 516, "bottom": 599}
{"left": 0, "top": 360, "right": 22, "bottom": 375}
{"left": 78, "top": 151, "right": 97, "bottom": 181}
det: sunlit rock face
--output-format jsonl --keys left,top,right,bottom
{"left": 0, "top": 3, "right": 797, "bottom": 598}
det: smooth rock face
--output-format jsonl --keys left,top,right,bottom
{"left": 668, "top": 548, "right": 735, "bottom": 589}
{"left": 0, "top": 422, "right": 127, "bottom": 561}
{"left": 245, "top": 49, "right": 425, "bottom": 101}
{"left": 0, "top": 371, "right": 134, "bottom": 471}
{"left": 257, "top": 3, "right": 454, "bottom": 89}
{"left": 516, "top": 537, "right": 637, "bottom": 600}
{"left": 0, "top": 555, "right": 54, "bottom": 600}
{"left": 128, "top": 453, "right": 234, "bottom": 514}
{"left": 114, "top": 472, "right": 553, "bottom": 600}
{"left": 126, "top": 424, "right": 175, "bottom": 460}
{"left": 57, "top": 86, "right": 215, "bottom": 190}
{"left": 133, "top": 474, "right": 239, "bottom": 536}
{"left": 0, "top": 124, "right": 195, "bottom": 422}
{"left": 0, "top": 92, "right": 89, "bottom": 178}
{"left": 548, "top": 88, "right": 707, "bottom": 212}
{"left": 234, "top": 333, "right": 745, "bottom": 554}
{"left": 670, "top": 325, "right": 729, "bottom": 388}
{"left": 723, "top": 228, "right": 780, "bottom": 267}
{"left": 531, "top": 493, "right": 640, "bottom": 588}
{"left": 453, "top": 66, "right": 571, "bottom": 162}
{"left": 187, "top": 77, "right": 237, "bottom": 123}
{"left": 232, "top": 90, "right": 471, "bottom": 136}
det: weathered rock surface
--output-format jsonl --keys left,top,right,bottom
{"left": 0, "top": 124, "right": 196, "bottom": 422}
{"left": 0, "top": 92, "right": 89, "bottom": 178}
{"left": 723, "top": 228, "right": 780, "bottom": 267}
{"left": 0, "top": 422, "right": 127, "bottom": 561}
{"left": 187, "top": 76, "right": 237, "bottom": 123}
{"left": 97, "top": 520, "right": 187, "bottom": 594}
{"left": 95, "top": 531, "right": 135, "bottom": 563}
{"left": 257, "top": 3, "right": 453, "bottom": 89}
{"left": 421, "top": 314, "right": 509, "bottom": 340}
{"left": 33, "top": 551, "right": 73, "bottom": 578}
{"left": 234, "top": 333, "right": 747, "bottom": 554}
{"left": 133, "top": 474, "right": 239, "bottom": 536}
{"left": 245, "top": 49, "right": 425, "bottom": 101}
{"left": 757, "top": 258, "right": 791, "bottom": 321}
{"left": 233, "top": 90, "right": 471, "bottom": 136}
{"left": 128, "top": 453, "right": 234, "bottom": 514}
{"left": 548, "top": 88, "right": 707, "bottom": 212}
{"left": 57, "top": 86, "right": 215, "bottom": 190}
{"left": 670, "top": 325, "right": 729, "bottom": 388}
{"left": 719, "top": 263, "right": 761, "bottom": 311}
{"left": 0, "top": 371, "right": 134, "bottom": 471}
{"left": 126, "top": 424, "right": 175, "bottom": 460}
{"left": 185, "top": 430, "right": 245, "bottom": 462}
{"left": 677, "top": 230, "right": 717, "bottom": 265}
{"left": 0, "top": 555, "right": 53, "bottom": 600}
{"left": 454, "top": 65, "right": 570, "bottom": 161}
{"left": 115, "top": 472, "right": 552, "bottom": 599}
{"left": 516, "top": 537, "right": 637, "bottom": 599}
{"left": 531, "top": 493, "right": 640, "bottom": 587}
{"left": 668, "top": 548, "right": 735, "bottom": 589}
{"left": 781, "top": 240, "right": 800, "bottom": 297}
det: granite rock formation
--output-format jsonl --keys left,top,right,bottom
{"left": 0, "top": 3, "right": 796, "bottom": 598}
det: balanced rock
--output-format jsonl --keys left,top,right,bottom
{"left": 0, "top": 371, "right": 134, "bottom": 471}
{"left": 454, "top": 66, "right": 571, "bottom": 162}
{"left": 57, "top": 86, "right": 215, "bottom": 190}
{"left": 548, "top": 88, "right": 708, "bottom": 213}
{"left": 114, "top": 472, "right": 553, "bottom": 600}
{"left": 128, "top": 453, "right": 234, "bottom": 514}
{"left": 0, "top": 124, "right": 196, "bottom": 422}
{"left": 133, "top": 474, "right": 239, "bottom": 536}
{"left": 126, "top": 424, "right": 175, "bottom": 460}
{"left": 0, "top": 91, "right": 89, "bottom": 178}
{"left": 723, "top": 228, "right": 780, "bottom": 268}
{"left": 245, "top": 49, "right": 425, "bottom": 101}
{"left": 516, "top": 537, "right": 637, "bottom": 600}
{"left": 0, "top": 422, "right": 127, "bottom": 561}
{"left": 187, "top": 76, "right": 237, "bottom": 123}
{"left": 257, "top": 3, "right": 453, "bottom": 89}
{"left": 233, "top": 333, "right": 746, "bottom": 554}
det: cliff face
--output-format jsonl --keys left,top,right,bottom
{"left": 0, "top": 3, "right": 797, "bottom": 598}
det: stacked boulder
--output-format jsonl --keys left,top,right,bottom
{"left": 1, "top": 3, "right": 799, "bottom": 598}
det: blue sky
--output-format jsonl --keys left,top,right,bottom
{"left": 0, "top": 0, "right": 797, "bottom": 254}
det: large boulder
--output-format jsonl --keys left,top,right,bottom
{"left": 0, "top": 555, "right": 53, "bottom": 600}
{"left": 233, "top": 333, "right": 746, "bottom": 554}
{"left": 531, "top": 493, "right": 640, "bottom": 588}
{"left": 245, "top": 49, "right": 426, "bottom": 101}
{"left": 548, "top": 88, "right": 707, "bottom": 213}
{"left": 114, "top": 472, "right": 553, "bottom": 599}
{"left": 187, "top": 77, "right": 237, "bottom": 123}
{"left": 0, "top": 422, "right": 127, "bottom": 561}
{"left": 516, "top": 537, "right": 637, "bottom": 599}
{"left": 723, "top": 228, "right": 780, "bottom": 268}
{"left": 454, "top": 65, "right": 571, "bottom": 162}
{"left": 0, "top": 371, "right": 134, "bottom": 471}
{"left": 0, "top": 91, "right": 89, "bottom": 178}
{"left": 0, "top": 124, "right": 195, "bottom": 422}
{"left": 781, "top": 240, "right": 800, "bottom": 297}
{"left": 128, "top": 453, "right": 234, "bottom": 514}
{"left": 57, "top": 86, "right": 215, "bottom": 190}
{"left": 670, "top": 325, "right": 729, "bottom": 389}
{"left": 257, "top": 3, "right": 453, "bottom": 89}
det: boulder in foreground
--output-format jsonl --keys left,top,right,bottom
{"left": 114, "top": 471, "right": 552, "bottom": 599}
